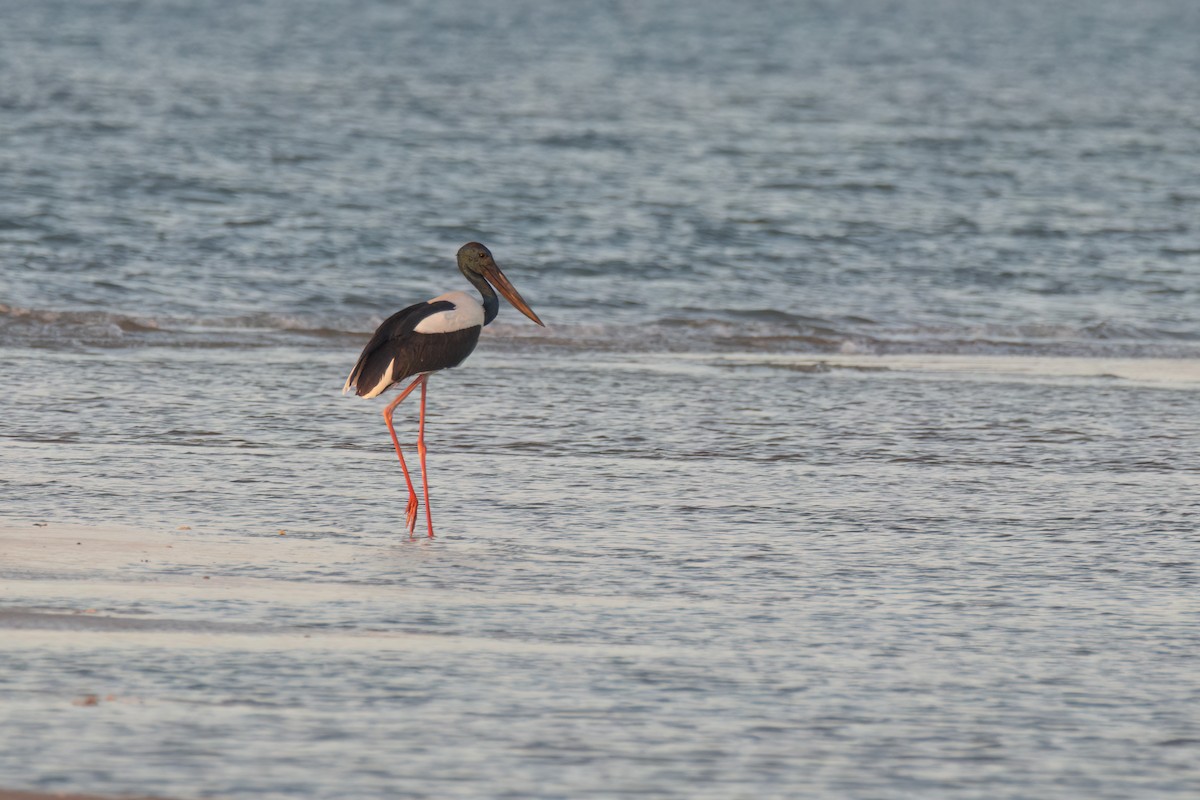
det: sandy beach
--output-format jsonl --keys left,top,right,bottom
{"left": 0, "top": 791, "right": 166, "bottom": 800}
{"left": 0, "top": 523, "right": 280, "bottom": 800}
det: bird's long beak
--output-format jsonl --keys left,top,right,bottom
{"left": 485, "top": 262, "right": 545, "bottom": 326}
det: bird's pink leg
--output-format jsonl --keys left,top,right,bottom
{"left": 417, "top": 375, "right": 434, "bottom": 538}
{"left": 382, "top": 376, "right": 426, "bottom": 536}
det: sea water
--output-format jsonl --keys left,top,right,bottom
{"left": 2, "top": 1, "right": 1199, "bottom": 797}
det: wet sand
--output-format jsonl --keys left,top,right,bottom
{"left": 0, "top": 791, "right": 167, "bottom": 800}
{"left": 0, "top": 522, "right": 342, "bottom": 581}
{"left": 1, "top": 522, "right": 479, "bottom": 650}
{"left": 0, "top": 521, "right": 675, "bottom": 655}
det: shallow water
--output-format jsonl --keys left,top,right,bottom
{"left": 2, "top": 1, "right": 1200, "bottom": 798}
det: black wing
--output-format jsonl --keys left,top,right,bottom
{"left": 343, "top": 300, "right": 455, "bottom": 396}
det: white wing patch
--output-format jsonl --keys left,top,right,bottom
{"left": 413, "top": 291, "right": 484, "bottom": 334}
{"left": 360, "top": 357, "right": 395, "bottom": 399}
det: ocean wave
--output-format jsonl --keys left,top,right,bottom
{"left": 0, "top": 304, "right": 362, "bottom": 349}
{"left": 488, "top": 314, "right": 1200, "bottom": 359}
{"left": 3, "top": 303, "right": 1198, "bottom": 359}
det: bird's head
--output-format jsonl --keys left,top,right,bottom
{"left": 457, "top": 242, "right": 545, "bottom": 326}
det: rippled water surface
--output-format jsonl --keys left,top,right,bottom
{"left": 2, "top": 1, "right": 1199, "bottom": 798}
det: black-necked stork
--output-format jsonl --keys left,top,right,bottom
{"left": 343, "top": 242, "right": 544, "bottom": 537}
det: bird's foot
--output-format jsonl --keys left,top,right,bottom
{"left": 405, "top": 493, "right": 419, "bottom": 536}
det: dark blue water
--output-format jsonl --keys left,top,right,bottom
{"left": 2, "top": 1, "right": 1199, "bottom": 798}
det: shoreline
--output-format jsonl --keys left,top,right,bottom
{"left": 0, "top": 791, "right": 169, "bottom": 800}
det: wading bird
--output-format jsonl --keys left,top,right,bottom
{"left": 343, "top": 242, "right": 545, "bottom": 537}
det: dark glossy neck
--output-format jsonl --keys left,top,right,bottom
{"left": 464, "top": 270, "right": 499, "bottom": 325}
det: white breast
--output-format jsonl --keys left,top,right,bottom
{"left": 413, "top": 291, "right": 484, "bottom": 334}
